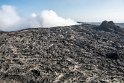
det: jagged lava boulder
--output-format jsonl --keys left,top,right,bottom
{"left": 0, "top": 22, "right": 124, "bottom": 83}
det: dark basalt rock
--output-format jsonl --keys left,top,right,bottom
{"left": 31, "top": 69, "right": 40, "bottom": 77}
{"left": 106, "top": 53, "right": 119, "bottom": 60}
{"left": 0, "top": 22, "right": 124, "bottom": 83}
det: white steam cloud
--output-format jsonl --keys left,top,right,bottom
{"left": 0, "top": 5, "right": 21, "bottom": 31}
{"left": 21, "top": 13, "right": 41, "bottom": 28}
{"left": 0, "top": 5, "right": 77, "bottom": 31}
{"left": 41, "top": 10, "right": 77, "bottom": 27}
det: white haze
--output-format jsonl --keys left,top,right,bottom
{"left": 0, "top": 5, "right": 77, "bottom": 31}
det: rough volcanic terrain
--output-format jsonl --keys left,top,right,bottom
{"left": 0, "top": 21, "right": 124, "bottom": 83}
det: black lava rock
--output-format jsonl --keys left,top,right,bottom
{"left": 106, "top": 53, "right": 119, "bottom": 60}
{"left": 31, "top": 69, "right": 40, "bottom": 77}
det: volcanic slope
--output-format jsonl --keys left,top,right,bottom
{"left": 0, "top": 21, "right": 124, "bottom": 83}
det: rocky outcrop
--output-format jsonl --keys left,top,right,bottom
{"left": 0, "top": 22, "right": 124, "bottom": 83}
{"left": 94, "top": 21, "right": 124, "bottom": 34}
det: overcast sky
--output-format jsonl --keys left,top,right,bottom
{"left": 0, "top": 0, "right": 124, "bottom": 31}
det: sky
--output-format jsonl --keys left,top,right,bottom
{"left": 0, "top": 0, "right": 124, "bottom": 31}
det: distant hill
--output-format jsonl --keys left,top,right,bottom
{"left": 0, "top": 21, "right": 124, "bottom": 83}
